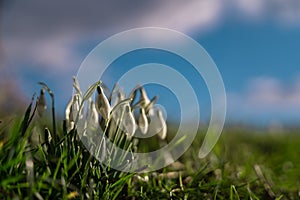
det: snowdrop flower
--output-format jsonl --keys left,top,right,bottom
{"left": 138, "top": 108, "right": 148, "bottom": 134}
{"left": 122, "top": 104, "right": 136, "bottom": 136}
{"left": 95, "top": 86, "right": 111, "bottom": 120}
{"left": 37, "top": 89, "right": 47, "bottom": 117}
{"left": 145, "top": 96, "right": 158, "bottom": 116}
{"left": 71, "top": 94, "right": 80, "bottom": 121}
{"left": 65, "top": 97, "right": 73, "bottom": 123}
{"left": 139, "top": 87, "right": 157, "bottom": 116}
{"left": 65, "top": 94, "right": 81, "bottom": 132}
{"left": 86, "top": 98, "right": 98, "bottom": 127}
{"left": 72, "top": 76, "right": 82, "bottom": 101}
{"left": 157, "top": 109, "right": 167, "bottom": 140}
{"left": 139, "top": 87, "right": 150, "bottom": 108}
{"left": 111, "top": 89, "right": 126, "bottom": 108}
{"left": 129, "top": 84, "right": 140, "bottom": 105}
{"left": 148, "top": 107, "right": 167, "bottom": 140}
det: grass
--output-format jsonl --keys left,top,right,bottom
{"left": 0, "top": 81, "right": 299, "bottom": 199}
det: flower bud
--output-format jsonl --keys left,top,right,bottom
{"left": 112, "top": 89, "right": 126, "bottom": 108}
{"left": 145, "top": 96, "right": 158, "bottom": 116}
{"left": 157, "top": 109, "right": 167, "bottom": 140}
{"left": 122, "top": 105, "right": 136, "bottom": 136}
{"left": 65, "top": 94, "right": 81, "bottom": 132}
{"left": 37, "top": 89, "right": 47, "bottom": 117}
{"left": 139, "top": 87, "right": 150, "bottom": 108}
{"left": 95, "top": 86, "right": 111, "bottom": 120}
{"left": 90, "top": 100, "right": 99, "bottom": 125}
{"left": 65, "top": 97, "right": 72, "bottom": 122}
{"left": 71, "top": 94, "right": 80, "bottom": 122}
{"left": 138, "top": 108, "right": 148, "bottom": 134}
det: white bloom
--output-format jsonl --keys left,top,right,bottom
{"left": 157, "top": 109, "right": 167, "bottom": 140}
{"left": 37, "top": 89, "right": 47, "bottom": 117}
{"left": 95, "top": 86, "right": 111, "bottom": 120}
{"left": 122, "top": 105, "right": 136, "bottom": 136}
{"left": 86, "top": 98, "right": 99, "bottom": 128}
{"left": 139, "top": 87, "right": 150, "bottom": 108}
{"left": 138, "top": 108, "right": 148, "bottom": 134}
{"left": 71, "top": 94, "right": 80, "bottom": 122}
{"left": 90, "top": 100, "right": 99, "bottom": 125}
{"left": 65, "top": 97, "right": 72, "bottom": 122}
{"left": 65, "top": 94, "right": 81, "bottom": 132}
{"left": 72, "top": 76, "right": 83, "bottom": 103}
{"left": 139, "top": 87, "right": 157, "bottom": 116}
{"left": 112, "top": 89, "right": 126, "bottom": 108}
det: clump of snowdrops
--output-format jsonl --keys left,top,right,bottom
{"left": 63, "top": 77, "right": 168, "bottom": 171}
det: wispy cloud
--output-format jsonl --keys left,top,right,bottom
{"left": 139, "top": 0, "right": 223, "bottom": 33}
{"left": 228, "top": 76, "right": 300, "bottom": 123}
{"left": 233, "top": 0, "right": 266, "bottom": 19}
{"left": 229, "top": 0, "right": 300, "bottom": 24}
{"left": 3, "top": 33, "right": 80, "bottom": 71}
{"left": 1, "top": 0, "right": 223, "bottom": 75}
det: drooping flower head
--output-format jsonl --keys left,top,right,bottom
{"left": 95, "top": 85, "right": 111, "bottom": 120}
{"left": 138, "top": 108, "right": 148, "bottom": 135}
{"left": 122, "top": 104, "right": 136, "bottom": 137}
{"left": 37, "top": 89, "right": 47, "bottom": 117}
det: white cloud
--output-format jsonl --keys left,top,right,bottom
{"left": 273, "top": 0, "right": 300, "bottom": 26}
{"left": 226, "top": 0, "right": 300, "bottom": 23}
{"left": 228, "top": 76, "right": 300, "bottom": 123}
{"left": 140, "top": 0, "right": 223, "bottom": 33}
{"left": 3, "top": 33, "right": 80, "bottom": 71}
{"left": 234, "top": 0, "right": 266, "bottom": 19}
{"left": 0, "top": 0, "right": 224, "bottom": 74}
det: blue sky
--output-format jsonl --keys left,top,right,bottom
{"left": 1, "top": 0, "right": 300, "bottom": 126}
{"left": 198, "top": 21, "right": 300, "bottom": 124}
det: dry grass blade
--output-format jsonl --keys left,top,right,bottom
{"left": 254, "top": 164, "right": 276, "bottom": 198}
